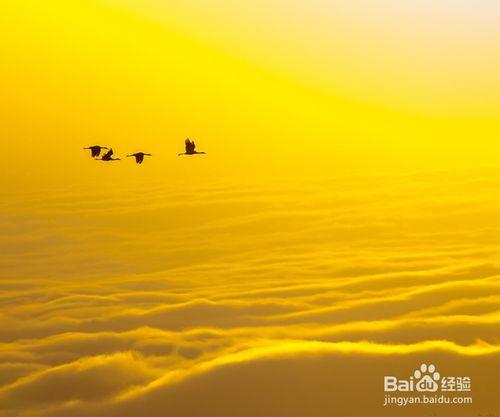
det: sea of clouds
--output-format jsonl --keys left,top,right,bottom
{"left": 0, "top": 169, "right": 499, "bottom": 416}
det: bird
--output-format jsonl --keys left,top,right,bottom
{"left": 178, "top": 138, "right": 206, "bottom": 156}
{"left": 127, "top": 152, "right": 152, "bottom": 164}
{"left": 99, "top": 148, "right": 120, "bottom": 161}
{"left": 84, "top": 145, "right": 109, "bottom": 158}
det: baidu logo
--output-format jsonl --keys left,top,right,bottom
{"left": 414, "top": 363, "right": 440, "bottom": 392}
{"left": 384, "top": 363, "right": 471, "bottom": 393}
{"left": 384, "top": 363, "right": 441, "bottom": 392}
{"left": 383, "top": 363, "right": 472, "bottom": 407}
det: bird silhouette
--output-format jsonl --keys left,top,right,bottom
{"left": 127, "top": 152, "right": 152, "bottom": 164}
{"left": 178, "top": 138, "right": 206, "bottom": 156}
{"left": 84, "top": 145, "right": 109, "bottom": 158}
{"left": 99, "top": 149, "right": 121, "bottom": 161}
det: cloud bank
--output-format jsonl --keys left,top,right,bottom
{"left": 1, "top": 169, "right": 499, "bottom": 416}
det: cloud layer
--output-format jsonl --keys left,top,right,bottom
{"left": 1, "top": 169, "right": 499, "bottom": 416}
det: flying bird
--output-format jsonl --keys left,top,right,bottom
{"left": 127, "top": 152, "right": 152, "bottom": 164}
{"left": 99, "top": 149, "right": 120, "bottom": 161}
{"left": 178, "top": 138, "right": 206, "bottom": 156}
{"left": 84, "top": 145, "right": 109, "bottom": 158}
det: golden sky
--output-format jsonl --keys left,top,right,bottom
{"left": 3, "top": 0, "right": 500, "bottom": 189}
{"left": 1, "top": 1, "right": 500, "bottom": 416}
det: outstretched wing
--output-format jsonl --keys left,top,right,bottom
{"left": 185, "top": 139, "right": 195, "bottom": 153}
{"left": 103, "top": 149, "right": 113, "bottom": 159}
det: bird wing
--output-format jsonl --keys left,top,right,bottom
{"left": 186, "top": 140, "right": 196, "bottom": 153}
{"left": 102, "top": 149, "right": 113, "bottom": 158}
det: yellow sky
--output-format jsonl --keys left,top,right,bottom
{"left": 1, "top": 2, "right": 500, "bottom": 416}
{"left": 102, "top": 0, "right": 500, "bottom": 112}
{"left": 3, "top": 0, "right": 500, "bottom": 193}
